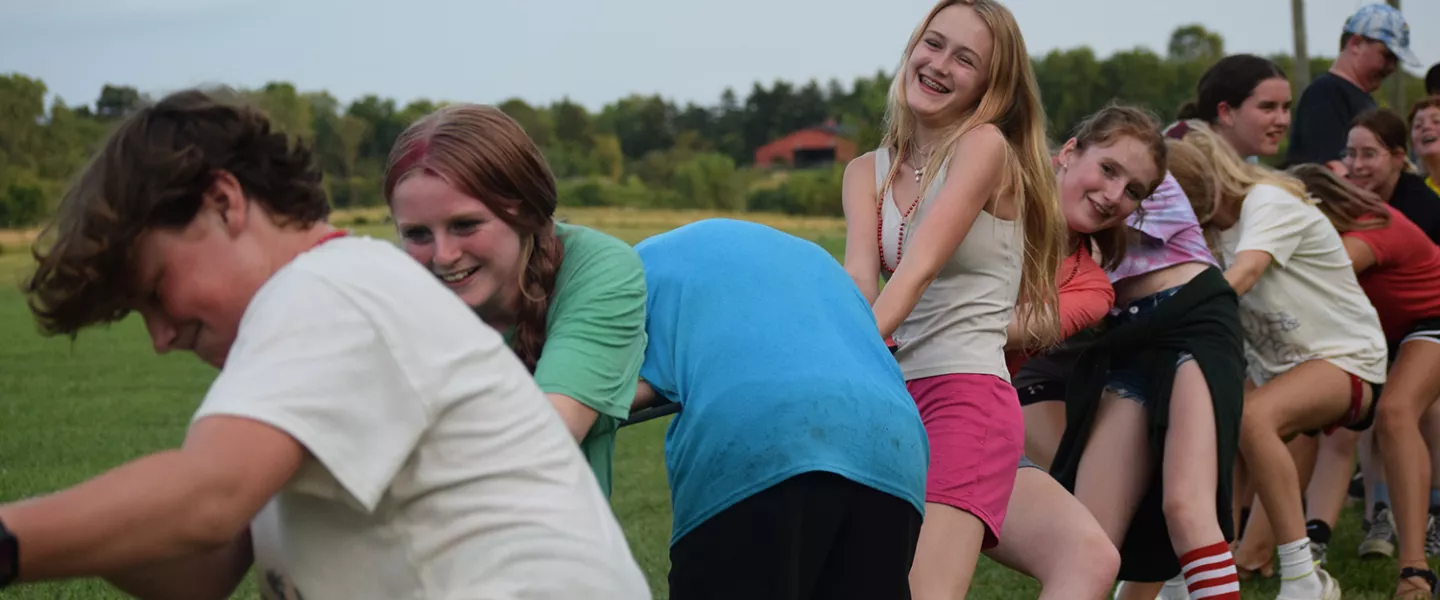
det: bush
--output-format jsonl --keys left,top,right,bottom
{"left": 555, "top": 160, "right": 842, "bottom": 216}
{"left": 746, "top": 165, "right": 844, "bottom": 216}
{"left": 558, "top": 175, "right": 669, "bottom": 209}
{"left": 0, "top": 181, "right": 46, "bottom": 228}
{"left": 671, "top": 153, "right": 744, "bottom": 211}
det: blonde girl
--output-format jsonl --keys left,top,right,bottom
{"left": 841, "top": 0, "right": 1065, "bottom": 597}
{"left": 1179, "top": 122, "right": 1388, "bottom": 600}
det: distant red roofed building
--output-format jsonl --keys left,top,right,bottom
{"left": 754, "top": 119, "right": 856, "bottom": 169}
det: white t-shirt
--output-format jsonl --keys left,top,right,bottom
{"left": 1219, "top": 184, "right": 1388, "bottom": 386}
{"left": 191, "top": 236, "right": 651, "bottom": 600}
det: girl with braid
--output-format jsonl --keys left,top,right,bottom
{"left": 385, "top": 104, "right": 648, "bottom": 498}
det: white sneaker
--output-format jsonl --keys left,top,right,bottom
{"left": 1275, "top": 568, "right": 1342, "bottom": 600}
{"left": 1111, "top": 577, "right": 1191, "bottom": 600}
{"left": 1317, "top": 568, "right": 1342, "bottom": 600}
{"left": 1158, "top": 575, "right": 1190, "bottom": 600}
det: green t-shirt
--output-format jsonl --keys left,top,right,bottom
{"left": 529, "top": 223, "right": 647, "bottom": 496}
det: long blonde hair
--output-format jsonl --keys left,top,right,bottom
{"left": 1287, "top": 163, "right": 1390, "bottom": 233}
{"left": 1163, "top": 138, "right": 1220, "bottom": 226}
{"left": 881, "top": 0, "right": 1064, "bottom": 348}
{"left": 1171, "top": 120, "right": 1310, "bottom": 210}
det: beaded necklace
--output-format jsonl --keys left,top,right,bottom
{"left": 877, "top": 150, "right": 930, "bottom": 272}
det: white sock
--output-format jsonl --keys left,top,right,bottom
{"left": 1278, "top": 538, "right": 1320, "bottom": 597}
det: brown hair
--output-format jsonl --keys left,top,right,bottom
{"left": 26, "top": 88, "right": 329, "bottom": 337}
{"left": 1067, "top": 104, "right": 1169, "bottom": 270}
{"left": 1287, "top": 163, "right": 1390, "bottom": 233}
{"left": 1175, "top": 54, "right": 1288, "bottom": 126}
{"left": 1408, "top": 96, "right": 1440, "bottom": 129}
{"left": 1170, "top": 120, "right": 1310, "bottom": 210}
{"left": 384, "top": 104, "right": 562, "bottom": 373}
{"left": 1352, "top": 108, "right": 1411, "bottom": 153}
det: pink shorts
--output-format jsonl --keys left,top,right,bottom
{"left": 907, "top": 373, "right": 1024, "bottom": 549}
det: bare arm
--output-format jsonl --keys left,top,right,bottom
{"left": 104, "top": 530, "right": 253, "bottom": 600}
{"left": 872, "top": 126, "right": 1008, "bottom": 339}
{"left": 632, "top": 380, "right": 660, "bottom": 412}
{"left": 0, "top": 416, "right": 302, "bottom": 584}
{"left": 546, "top": 394, "right": 602, "bottom": 443}
{"left": 1342, "top": 236, "right": 1377, "bottom": 274}
{"left": 1004, "top": 284, "right": 1111, "bottom": 350}
{"left": 841, "top": 153, "right": 882, "bottom": 304}
{"left": 1223, "top": 250, "right": 1272, "bottom": 296}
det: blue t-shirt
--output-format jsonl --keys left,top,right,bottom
{"left": 635, "top": 218, "right": 929, "bottom": 545}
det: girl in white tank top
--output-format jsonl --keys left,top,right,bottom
{"left": 840, "top": 1, "right": 1065, "bottom": 597}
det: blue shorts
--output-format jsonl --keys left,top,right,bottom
{"left": 1104, "top": 353, "right": 1196, "bottom": 407}
{"left": 1102, "top": 286, "right": 1192, "bottom": 406}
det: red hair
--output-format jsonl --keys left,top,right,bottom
{"left": 385, "top": 104, "right": 563, "bottom": 372}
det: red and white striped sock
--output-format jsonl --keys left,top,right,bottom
{"left": 1180, "top": 541, "right": 1241, "bottom": 599}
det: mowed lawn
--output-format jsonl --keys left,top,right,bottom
{"left": 0, "top": 207, "right": 1417, "bottom": 599}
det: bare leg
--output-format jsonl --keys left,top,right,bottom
{"left": 1307, "top": 429, "right": 1358, "bottom": 528}
{"left": 1290, "top": 434, "right": 1319, "bottom": 493}
{"left": 1376, "top": 341, "right": 1440, "bottom": 597}
{"left": 1239, "top": 360, "right": 1360, "bottom": 547}
{"left": 985, "top": 467, "right": 1119, "bottom": 600}
{"left": 910, "top": 505, "right": 986, "bottom": 600}
{"left": 1071, "top": 392, "right": 1154, "bottom": 600}
{"left": 1423, "top": 402, "right": 1440, "bottom": 510}
{"left": 1232, "top": 435, "right": 1317, "bottom": 571}
{"left": 1073, "top": 391, "right": 1153, "bottom": 548}
{"left": 1162, "top": 360, "right": 1224, "bottom": 552}
{"left": 1022, "top": 401, "right": 1066, "bottom": 471}
{"left": 1234, "top": 501, "right": 1275, "bottom": 577}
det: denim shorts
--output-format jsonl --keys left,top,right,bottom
{"left": 1103, "top": 286, "right": 1192, "bottom": 406}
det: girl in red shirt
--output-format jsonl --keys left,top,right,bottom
{"left": 1292, "top": 163, "right": 1440, "bottom": 598}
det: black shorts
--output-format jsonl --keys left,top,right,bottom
{"left": 1014, "top": 353, "right": 1070, "bottom": 407}
{"left": 669, "top": 471, "right": 922, "bottom": 600}
{"left": 1015, "top": 377, "right": 1067, "bottom": 406}
{"left": 1391, "top": 317, "right": 1440, "bottom": 364}
{"left": 1013, "top": 330, "right": 1095, "bottom": 406}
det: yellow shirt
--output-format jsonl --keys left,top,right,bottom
{"left": 1428, "top": 175, "right": 1439, "bottom": 197}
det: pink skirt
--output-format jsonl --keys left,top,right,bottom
{"left": 907, "top": 373, "right": 1024, "bottom": 549}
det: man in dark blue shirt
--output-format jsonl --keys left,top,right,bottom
{"left": 1286, "top": 3, "right": 1420, "bottom": 170}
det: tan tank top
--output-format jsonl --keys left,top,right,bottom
{"left": 876, "top": 146, "right": 1023, "bottom": 382}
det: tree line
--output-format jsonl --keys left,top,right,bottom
{"left": 0, "top": 25, "right": 1432, "bottom": 228}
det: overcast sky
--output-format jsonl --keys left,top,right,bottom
{"left": 2, "top": 0, "right": 1436, "bottom": 112}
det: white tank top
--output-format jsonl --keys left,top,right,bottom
{"left": 876, "top": 146, "right": 1024, "bottom": 382}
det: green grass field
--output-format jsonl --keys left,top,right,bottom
{"left": 0, "top": 208, "right": 1422, "bottom": 598}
